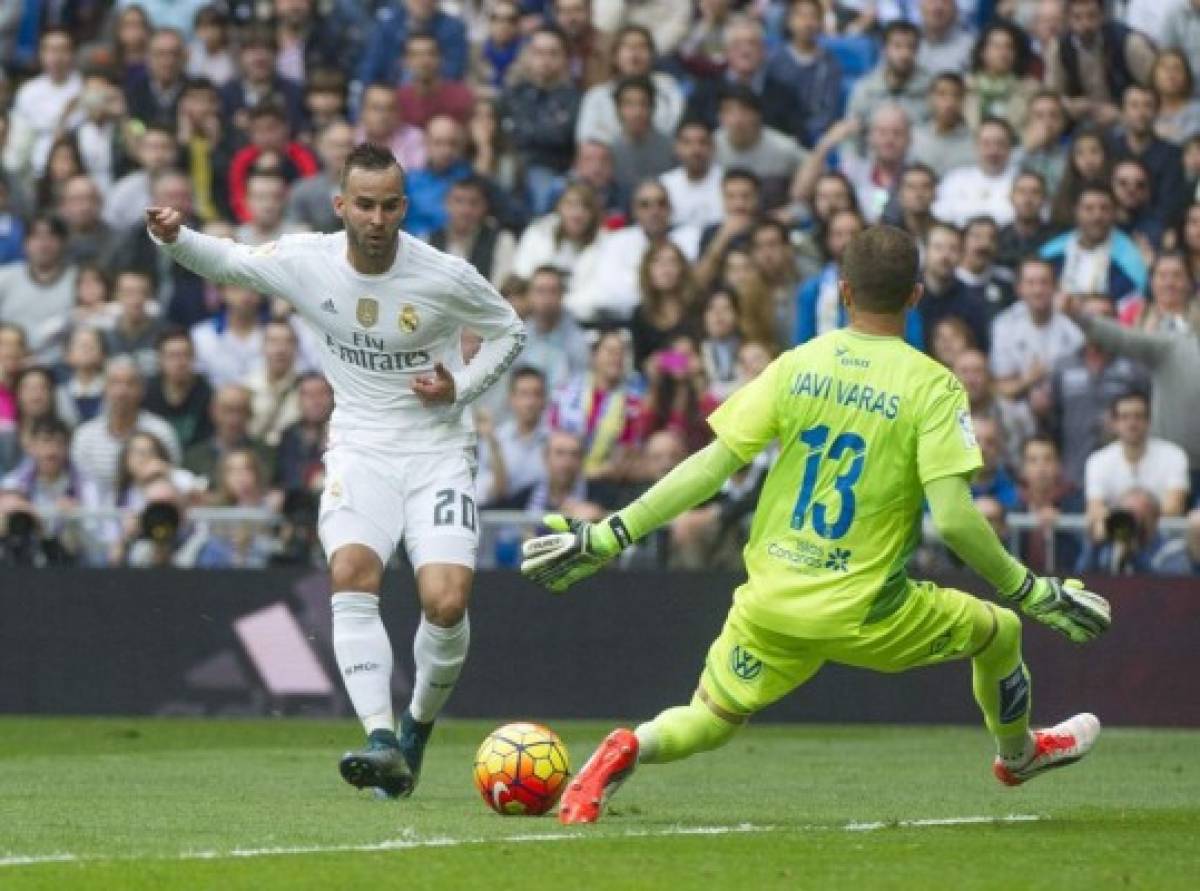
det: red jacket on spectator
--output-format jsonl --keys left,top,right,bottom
{"left": 227, "top": 143, "right": 320, "bottom": 223}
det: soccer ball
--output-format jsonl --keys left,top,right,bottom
{"left": 473, "top": 722, "right": 570, "bottom": 816}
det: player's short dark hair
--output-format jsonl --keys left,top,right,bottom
{"left": 722, "top": 167, "right": 761, "bottom": 191}
{"left": 340, "top": 142, "right": 406, "bottom": 190}
{"left": 841, "top": 225, "right": 920, "bottom": 314}
{"left": 882, "top": 20, "right": 920, "bottom": 45}
{"left": 614, "top": 75, "right": 655, "bottom": 108}
{"left": 510, "top": 366, "right": 547, "bottom": 390}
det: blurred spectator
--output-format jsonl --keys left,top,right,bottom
{"left": 71, "top": 356, "right": 180, "bottom": 500}
{"left": 287, "top": 120, "right": 354, "bottom": 234}
{"left": 549, "top": 328, "right": 643, "bottom": 483}
{"left": 430, "top": 176, "right": 516, "bottom": 288}
{"left": 1041, "top": 185, "right": 1147, "bottom": 302}
{"left": 0, "top": 176, "right": 24, "bottom": 265}
{"left": 796, "top": 208, "right": 877, "bottom": 344}
{"left": 910, "top": 72, "right": 975, "bottom": 178}
{"left": 997, "top": 170, "right": 1055, "bottom": 271}
{"left": 847, "top": 21, "right": 930, "bottom": 129}
{"left": 103, "top": 123, "right": 178, "bottom": 231}
{"left": 1150, "top": 49, "right": 1200, "bottom": 146}
{"left": 404, "top": 115, "right": 473, "bottom": 238}
{"left": 693, "top": 168, "right": 762, "bottom": 292}
{"left": 685, "top": 14, "right": 801, "bottom": 140}
{"left": 469, "top": 0, "right": 522, "bottom": 95}
{"left": 766, "top": 0, "right": 842, "bottom": 149}
{"left": 142, "top": 327, "right": 213, "bottom": 451}
{"left": 0, "top": 322, "right": 28, "bottom": 428}
{"left": 637, "top": 333, "right": 718, "bottom": 454}
{"left": 991, "top": 257, "right": 1083, "bottom": 403}
{"left": 699, "top": 289, "right": 742, "bottom": 400}
{"left": 1084, "top": 391, "right": 1190, "bottom": 540}
{"left": 476, "top": 366, "right": 550, "bottom": 508}
{"left": 227, "top": 103, "right": 319, "bottom": 225}
{"left": 2, "top": 28, "right": 81, "bottom": 179}
{"left": 112, "top": 430, "right": 196, "bottom": 515}
{"left": 244, "top": 320, "right": 301, "bottom": 448}
{"left": 1049, "top": 127, "right": 1112, "bottom": 230}
{"left": 713, "top": 87, "right": 805, "bottom": 212}
{"left": 919, "top": 222, "right": 991, "bottom": 352}
{"left": 968, "top": 414, "right": 1019, "bottom": 510}
{"left": 0, "top": 416, "right": 83, "bottom": 521}
{"left": 918, "top": 0, "right": 974, "bottom": 73}
{"left": 1020, "top": 90, "right": 1070, "bottom": 197}
{"left": 356, "top": 82, "right": 426, "bottom": 173}
{"left": 464, "top": 98, "right": 526, "bottom": 229}
{"left": 752, "top": 220, "right": 802, "bottom": 340}
{"left": 121, "top": 0, "right": 211, "bottom": 39}
{"left": 196, "top": 448, "right": 276, "bottom": 568}
{"left": 1160, "top": 0, "right": 1200, "bottom": 111}
{"left": 271, "top": 0, "right": 348, "bottom": 83}
{"left": 800, "top": 105, "right": 910, "bottom": 224}
{"left": 1064, "top": 290, "right": 1200, "bottom": 491}
{"left": 933, "top": 118, "right": 1018, "bottom": 228}
{"left": 175, "top": 77, "right": 235, "bottom": 225}
{"left": 631, "top": 241, "right": 698, "bottom": 372}
{"left": 122, "top": 476, "right": 208, "bottom": 568}
{"left": 0, "top": 215, "right": 78, "bottom": 365}
{"left": 570, "top": 180, "right": 700, "bottom": 323}
{"left": 191, "top": 283, "right": 265, "bottom": 388}
{"left": 126, "top": 27, "right": 188, "bottom": 129}
{"left": 554, "top": 0, "right": 611, "bottom": 90}
{"left": 521, "top": 266, "right": 589, "bottom": 394}
{"left": 965, "top": 19, "right": 1039, "bottom": 132}
{"left": 11, "top": 366, "right": 59, "bottom": 462}
{"left": 219, "top": 24, "right": 305, "bottom": 137}
{"left": 525, "top": 429, "right": 606, "bottom": 520}
{"left": 0, "top": 491, "right": 75, "bottom": 567}
{"left": 68, "top": 264, "right": 119, "bottom": 333}
{"left": 1076, "top": 487, "right": 1193, "bottom": 574}
{"left": 954, "top": 347, "right": 1035, "bottom": 471}
{"left": 274, "top": 371, "right": 331, "bottom": 493}
{"left": 71, "top": 69, "right": 132, "bottom": 198}
{"left": 1120, "top": 252, "right": 1196, "bottom": 332}
{"left": 301, "top": 68, "right": 349, "bottom": 143}
{"left": 1109, "top": 84, "right": 1184, "bottom": 226}
{"left": 499, "top": 24, "right": 580, "bottom": 215}
{"left": 113, "top": 5, "right": 152, "bottom": 85}
{"left": 55, "top": 326, "right": 107, "bottom": 428}
{"left": 395, "top": 33, "right": 476, "bottom": 129}
{"left": 1111, "top": 159, "right": 1163, "bottom": 251}
{"left": 236, "top": 171, "right": 306, "bottom": 245}
{"left": 718, "top": 246, "right": 778, "bottom": 351}
{"left": 513, "top": 182, "right": 607, "bottom": 287}
{"left": 1015, "top": 433, "right": 1084, "bottom": 575}
{"left": 594, "top": 0, "right": 691, "bottom": 57}
{"left": 576, "top": 25, "right": 684, "bottom": 145}
{"left": 611, "top": 76, "right": 675, "bottom": 197}
{"left": 104, "top": 269, "right": 163, "bottom": 378}
{"left": 660, "top": 120, "right": 724, "bottom": 230}
{"left": 1046, "top": 0, "right": 1155, "bottom": 126}
{"left": 957, "top": 216, "right": 1016, "bottom": 321}
{"left": 59, "top": 174, "right": 118, "bottom": 265}
{"left": 36, "top": 134, "right": 87, "bottom": 212}
{"left": 882, "top": 162, "right": 937, "bottom": 245}
{"left": 928, "top": 315, "right": 975, "bottom": 368}
{"left": 561, "top": 139, "right": 627, "bottom": 225}
{"left": 186, "top": 6, "right": 236, "bottom": 87}
{"left": 183, "top": 382, "right": 273, "bottom": 487}
{"left": 356, "top": 0, "right": 470, "bottom": 90}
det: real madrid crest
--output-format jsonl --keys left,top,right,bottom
{"left": 399, "top": 304, "right": 419, "bottom": 333}
{"left": 356, "top": 297, "right": 379, "bottom": 327}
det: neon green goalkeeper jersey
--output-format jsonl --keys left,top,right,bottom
{"left": 706, "top": 329, "right": 983, "bottom": 637}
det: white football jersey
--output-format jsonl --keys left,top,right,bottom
{"left": 157, "top": 228, "right": 525, "bottom": 452}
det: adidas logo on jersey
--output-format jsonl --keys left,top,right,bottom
{"left": 321, "top": 298, "right": 337, "bottom": 314}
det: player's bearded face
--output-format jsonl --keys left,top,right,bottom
{"left": 339, "top": 167, "right": 407, "bottom": 258}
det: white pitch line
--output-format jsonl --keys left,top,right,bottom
{"left": 0, "top": 816, "right": 1044, "bottom": 869}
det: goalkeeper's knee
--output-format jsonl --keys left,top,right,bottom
{"left": 973, "top": 605, "right": 1022, "bottom": 671}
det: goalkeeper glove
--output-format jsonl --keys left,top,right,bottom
{"left": 520, "top": 514, "right": 632, "bottom": 593}
{"left": 1006, "top": 572, "right": 1111, "bottom": 643}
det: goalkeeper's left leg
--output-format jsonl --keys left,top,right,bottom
{"left": 635, "top": 689, "right": 743, "bottom": 764}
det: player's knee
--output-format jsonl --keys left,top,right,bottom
{"left": 328, "top": 546, "right": 383, "bottom": 593}
{"left": 417, "top": 568, "right": 471, "bottom": 626}
{"left": 976, "top": 606, "right": 1022, "bottom": 664}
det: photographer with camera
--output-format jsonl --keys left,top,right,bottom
{"left": 123, "top": 476, "right": 208, "bottom": 569}
{"left": 1076, "top": 488, "right": 1193, "bottom": 575}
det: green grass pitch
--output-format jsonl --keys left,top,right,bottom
{"left": 1, "top": 717, "right": 1197, "bottom": 889}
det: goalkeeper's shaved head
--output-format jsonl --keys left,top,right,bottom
{"left": 840, "top": 225, "right": 921, "bottom": 314}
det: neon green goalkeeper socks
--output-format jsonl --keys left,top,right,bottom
{"left": 971, "top": 606, "right": 1033, "bottom": 759}
{"left": 635, "top": 694, "right": 740, "bottom": 764}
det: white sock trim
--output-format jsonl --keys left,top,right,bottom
{"left": 408, "top": 613, "right": 470, "bottom": 724}
{"left": 332, "top": 592, "right": 395, "bottom": 735}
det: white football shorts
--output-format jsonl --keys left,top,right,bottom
{"left": 318, "top": 444, "right": 479, "bottom": 570}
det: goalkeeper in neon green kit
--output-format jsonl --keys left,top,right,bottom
{"left": 521, "top": 225, "right": 1111, "bottom": 825}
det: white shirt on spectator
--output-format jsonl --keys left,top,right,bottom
{"left": 932, "top": 164, "right": 1016, "bottom": 227}
{"left": 191, "top": 320, "right": 265, "bottom": 388}
{"left": 990, "top": 303, "right": 1085, "bottom": 380}
{"left": 1084, "top": 437, "right": 1190, "bottom": 508}
{"left": 70, "top": 410, "right": 182, "bottom": 500}
{"left": 660, "top": 164, "right": 725, "bottom": 229}
{"left": 567, "top": 223, "right": 701, "bottom": 322}
{"left": 2, "top": 71, "right": 82, "bottom": 176}
{"left": 512, "top": 213, "right": 608, "bottom": 286}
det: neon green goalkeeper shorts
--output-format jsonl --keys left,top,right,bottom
{"left": 700, "top": 579, "right": 999, "bottom": 717}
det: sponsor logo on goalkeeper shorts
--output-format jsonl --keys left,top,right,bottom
{"left": 730, "top": 645, "right": 763, "bottom": 681}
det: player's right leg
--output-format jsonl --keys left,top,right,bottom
{"left": 319, "top": 450, "right": 410, "bottom": 798}
{"left": 560, "top": 608, "right": 822, "bottom": 825}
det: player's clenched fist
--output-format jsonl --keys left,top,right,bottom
{"left": 145, "top": 206, "right": 184, "bottom": 243}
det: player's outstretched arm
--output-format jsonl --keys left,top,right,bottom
{"left": 925, "top": 475, "right": 1111, "bottom": 643}
{"left": 145, "top": 206, "right": 292, "bottom": 297}
{"left": 522, "top": 439, "right": 746, "bottom": 592}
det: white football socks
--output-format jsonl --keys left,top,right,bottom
{"left": 331, "top": 592, "right": 395, "bottom": 735}
{"left": 409, "top": 613, "right": 470, "bottom": 724}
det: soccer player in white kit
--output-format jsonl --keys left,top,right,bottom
{"left": 146, "top": 144, "right": 525, "bottom": 797}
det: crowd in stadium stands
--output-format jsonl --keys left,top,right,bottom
{"left": 2, "top": 0, "right": 1200, "bottom": 574}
